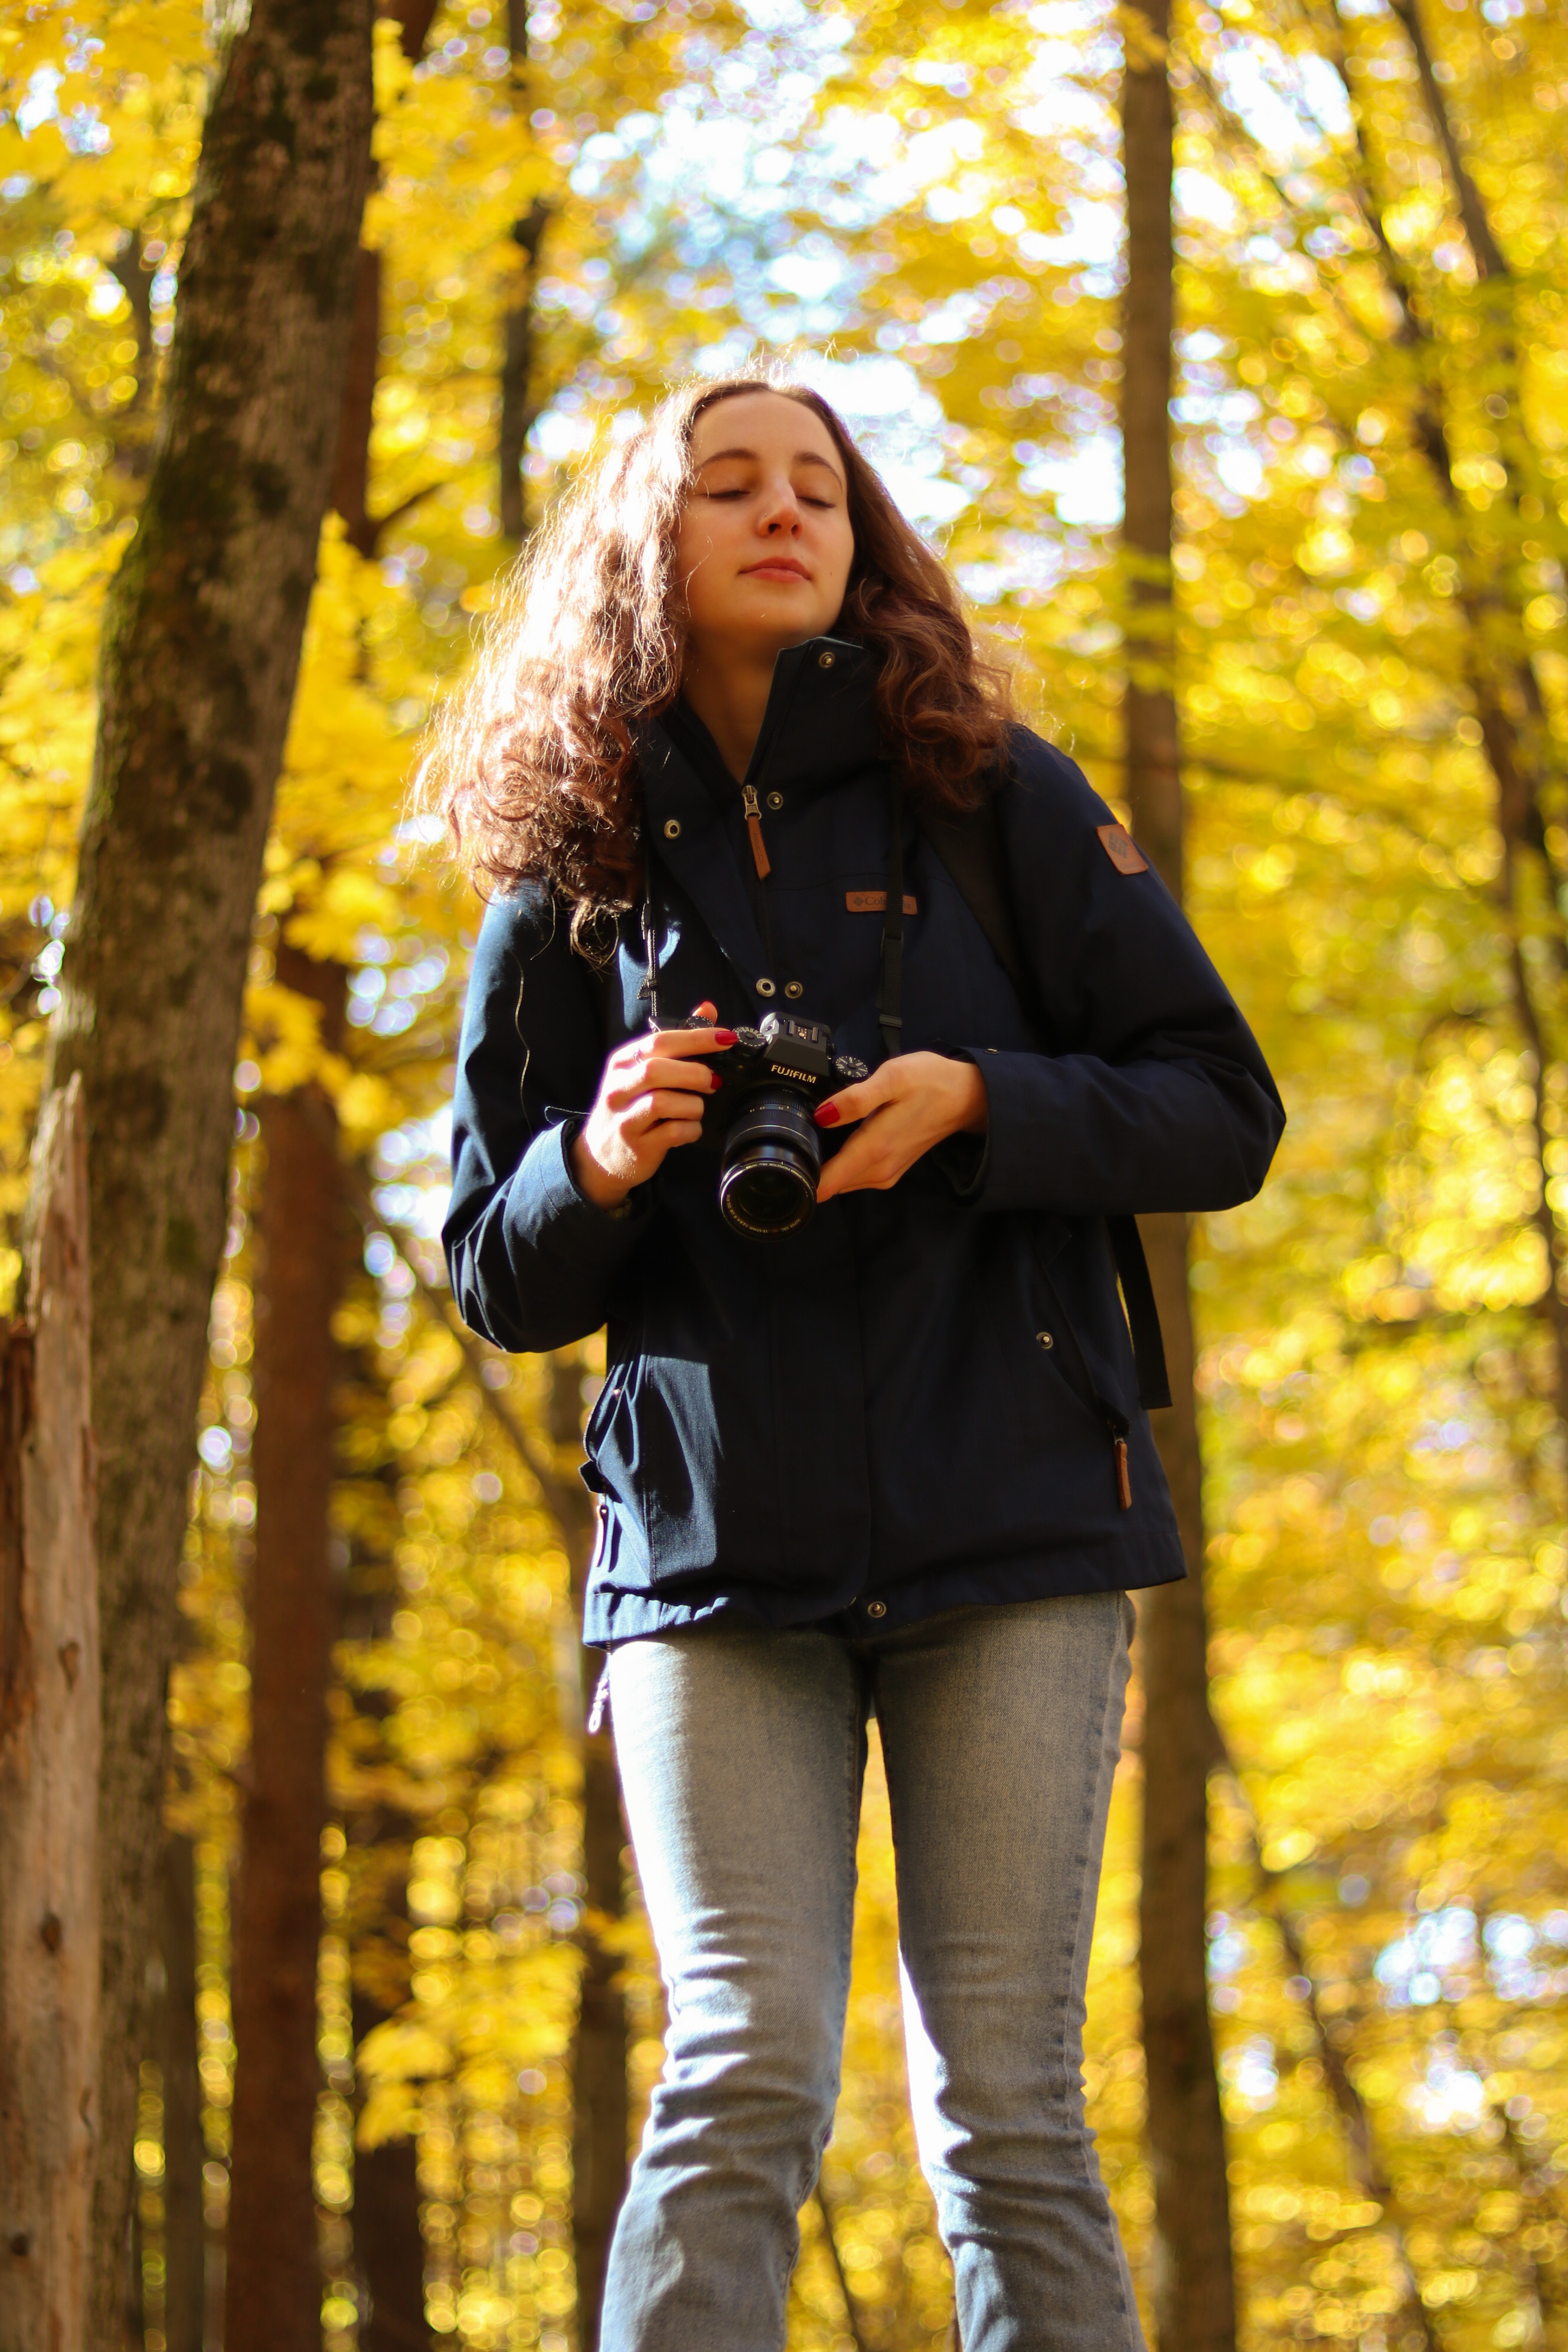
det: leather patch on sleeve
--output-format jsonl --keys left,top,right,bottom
{"left": 1097, "top": 823, "right": 1149, "bottom": 876}
{"left": 846, "top": 890, "right": 918, "bottom": 914}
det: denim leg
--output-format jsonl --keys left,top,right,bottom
{"left": 599, "top": 1626, "right": 867, "bottom": 2352}
{"left": 876, "top": 1592, "right": 1144, "bottom": 2352}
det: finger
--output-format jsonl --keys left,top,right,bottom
{"left": 814, "top": 1067, "right": 899, "bottom": 1131}
{"left": 637, "top": 1057, "right": 725, "bottom": 1095}
{"left": 632, "top": 1116, "right": 705, "bottom": 1161}
{"left": 628, "top": 1090, "right": 721, "bottom": 1130}
{"left": 611, "top": 1063, "right": 724, "bottom": 1115}
{"left": 816, "top": 1128, "right": 910, "bottom": 1203}
{"left": 645, "top": 1023, "right": 737, "bottom": 1059}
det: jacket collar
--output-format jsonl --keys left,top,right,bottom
{"left": 636, "top": 636, "right": 887, "bottom": 1002}
{"left": 643, "top": 634, "right": 886, "bottom": 809}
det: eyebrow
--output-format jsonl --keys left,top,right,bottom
{"left": 695, "top": 445, "right": 844, "bottom": 482}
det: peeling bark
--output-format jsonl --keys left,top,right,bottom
{"left": 0, "top": 1077, "right": 100, "bottom": 2352}
{"left": 34, "top": 6, "right": 375, "bottom": 2333}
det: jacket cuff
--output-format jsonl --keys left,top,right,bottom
{"left": 958, "top": 1048, "right": 1050, "bottom": 1213}
{"left": 502, "top": 1119, "right": 649, "bottom": 1270}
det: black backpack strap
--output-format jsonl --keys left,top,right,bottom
{"left": 1103, "top": 1216, "right": 1172, "bottom": 1413}
{"left": 917, "top": 798, "right": 1172, "bottom": 1413}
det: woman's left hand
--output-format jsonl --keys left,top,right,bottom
{"left": 812, "top": 1052, "right": 988, "bottom": 1204}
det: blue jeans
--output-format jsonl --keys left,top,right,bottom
{"left": 600, "top": 1592, "right": 1144, "bottom": 2351}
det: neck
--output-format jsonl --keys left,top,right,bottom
{"left": 680, "top": 642, "right": 782, "bottom": 782}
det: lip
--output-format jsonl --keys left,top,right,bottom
{"left": 742, "top": 558, "right": 811, "bottom": 582}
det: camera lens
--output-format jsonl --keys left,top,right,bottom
{"left": 718, "top": 1088, "right": 823, "bottom": 1237}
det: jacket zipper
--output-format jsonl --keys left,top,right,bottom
{"left": 741, "top": 782, "right": 771, "bottom": 879}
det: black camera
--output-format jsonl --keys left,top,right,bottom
{"left": 687, "top": 1010, "right": 869, "bottom": 1239}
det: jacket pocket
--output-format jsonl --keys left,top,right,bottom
{"left": 1025, "top": 1231, "right": 1134, "bottom": 1512}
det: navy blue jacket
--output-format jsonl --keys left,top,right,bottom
{"left": 445, "top": 638, "right": 1284, "bottom": 1645}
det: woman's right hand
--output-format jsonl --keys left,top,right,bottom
{"left": 570, "top": 1001, "right": 736, "bottom": 1209}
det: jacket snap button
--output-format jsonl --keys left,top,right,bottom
{"left": 819, "top": 651, "right": 835, "bottom": 669}
{"left": 766, "top": 790, "right": 784, "bottom": 811}
{"left": 865, "top": 1599, "right": 887, "bottom": 1618}
{"left": 756, "top": 977, "right": 776, "bottom": 998}
{"left": 785, "top": 981, "right": 803, "bottom": 1000}
{"left": 1036, "top": 1331, "right": 1054, "bottom": 1350}
{"left": 662, "top": 818, "right": 681, "bottom": 840}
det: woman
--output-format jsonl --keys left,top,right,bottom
{"left": 436, "top": 369, "right": 1283, "bottom": 2351}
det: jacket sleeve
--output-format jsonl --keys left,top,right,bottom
{"left": 443, "top": 886, "right": 649, "bottom": 1353}
{"left": 964, "top": 733, "right": 1285, "bottom": 1217}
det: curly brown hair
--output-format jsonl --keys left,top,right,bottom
{"left": 422, "top": 362, "right": 1014, "bottom": 946}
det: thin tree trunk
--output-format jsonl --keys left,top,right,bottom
{"left": 347, "top": 1781, "right": 432, "bottom": 2352}
{"left": 34, "top": 9, "right": 374, "bottom": 2334}
{"left": 0, "top": 1077, "right": 99, "bottom": 2352}
{"left": 332, "top": 0, "right": 441, "bottom": 561}
{"left": 498, "top": 200, "right": 549, "bottom": 541}
{"left": 160, "top": 1832, "right": 207, "bottom": 2352}
{"left": 332, "top": 245, "right": 383, "bottom": 559}
{"left": 1220, "top": 1772, "right": 1441, "bottom": 2350}
{"left": 496, "top": 0, "right": 547, "bottom": 540}
{"left": 226, "top": 949, "right": 350, "bottom": 2352}
{"left": 1384, "top": 0, "right": 1508, "bottom": 281}
{"left": 336, "top": 1209, "right": 634, "bottom": 2350}
{"left": 544, "top": 1355, "right": 628, "bottom": 2352}
{"left": 352, "top": 1971, "right": 432, "bottom": 2352}
{"left": 1120, "top": 5, "right": 1237, "bottom": 2345}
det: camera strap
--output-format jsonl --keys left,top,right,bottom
{"left": 639, "top": 884, "right": 664, "bottom": 1032}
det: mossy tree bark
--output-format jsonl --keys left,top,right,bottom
{"left": 1119, "top": 5, "right": 1238, "bottom": 2345}
{"left": 38, "top": 4, "right": 375, "bottom": 2332}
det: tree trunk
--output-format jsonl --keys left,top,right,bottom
{"left": 544, "top": 1355, "right": 628, "bottom": 2352}
{"left": 0, "top": 1077, "right": 100, "bottom": 2352}
{"left": 352, "top": 1974, "right": 432, "bottom": 2352}
{"left": 332, "top": 245, "right": 383, "bottom": 559}
{"left": 1132, "top": 1227, "right": 1235, "bottom": 2352}
{"left": 1119, "top": 6, "right": 1237, "bottom": 2345}
{"left": 498, "top": 0, "right": 547, "bottom": 540}
{"left": 160, "top": 1832, "right": 207, "bottom": 2352}
{"left": 332, "top": 0, "right": 442, "bottom": 561}
{"left": 32, "top": 8, "right": 374, "bottom": 2334}
{"left": 226, "top": 950, "right": 350, "bottom": 2352}
{"left": 346, "top": 1774, "right": 430, "bottom": 2352}
{"left": 498, "top": 201, "right": 548, "bottom": 541}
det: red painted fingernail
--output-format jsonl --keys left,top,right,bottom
{"left": 814, "top": 1103, "right": 840, "bottom": 1128}
{"left": 708, "top": 1070, "right": 722, "bottom": 1090}
{"left": 714, "top": 1028, "right": 738, "bottom": 1047}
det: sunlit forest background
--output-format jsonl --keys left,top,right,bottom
{"left": 2, "top": 0, "right": 1567, "bottom": 2346}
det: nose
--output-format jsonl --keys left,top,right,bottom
{"left": 757, "top": 476, "right": 803, "bottom": 535}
